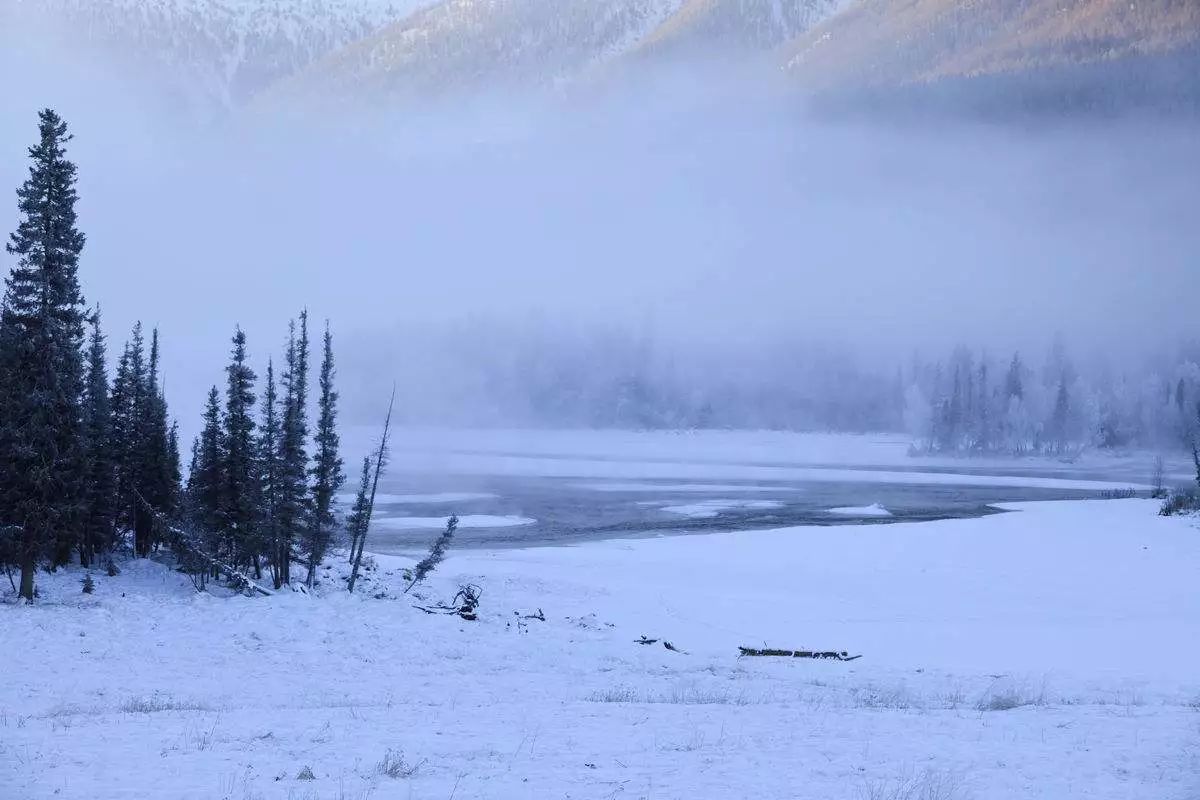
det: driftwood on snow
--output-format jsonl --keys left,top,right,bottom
{"left": 413, "top": 583, "right": 481, "bottom": 621}
{"left": 738, "top": 647, "right": 861, "bottom": 661}
{"left": 633, "top": 636, "right": 686, "bottom": 653}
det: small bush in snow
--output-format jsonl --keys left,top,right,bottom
{"left": 81, "top": 574, "right": 94, "bottom": 594}
{"left": 859, "top": 769, "right": 970, "bottom": 800}
{"left": 120, "top": 695, "right": 210, "bottom": 714}
{"left": 105, "top": 559, "right": 120, "bottom": 577}
{"left": 296, "top": 766, "right": 316, "bottom": 781}
{"left": 975, "top": 683, "right": 1045, "bottom": 712}
{"left": 376, "top": 749, "right": 423, "bottom": 778}
{"left": 1159, "top": 491, "right": 1199, "bottom": 516}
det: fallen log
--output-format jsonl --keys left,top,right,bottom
{"left": 635, "top": 636, "right": 658, "bottom": 645}
{"left": 738, "top": 647, "right": 862, "bottom": 661}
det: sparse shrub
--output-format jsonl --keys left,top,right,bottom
{"left": 1098, "top": 488, "right": 1139, "bottom": 500}
{"left": 975, "top": 682, "right": 1045, "bottom": 712}
{"left": 376, "top": 749, "right": 423, "bottom": 779}
{"left": 851, "top": 685, "right": 913, "bottom": 710}
{"left": 296, "top": 766, "right": 316, "bottom": 781}
{"left": 586, "top": 686, "right": 754, "bottom": 705}
{"left": 859, "top": 769, "right": 970, "bottom": 800}
{"left": 1159, "top": 490, "right": 1199, "bottom": 516}
{"left": 105, "top": 559, "right": 120, "bottom": 577}
{"left": 120, "top": 694, "right": 210, "bottom": 714}
{"left": 81, "top": 574, "right": 94, "bottom": 594}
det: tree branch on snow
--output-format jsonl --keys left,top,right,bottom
{"left": 403, "top": 515, "right": 458, "bottom": 594}
{"left": 134, "top": 490, "right": 273, "bottom": 596}
{"left": 737, "top": 647, "right": 862, "bottom": 661}
{"left": 412, "top": 583, "right": 480, "bottom": 621}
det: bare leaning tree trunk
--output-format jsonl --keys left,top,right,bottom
{"left": 347, "top": 387, "right": 395, "bottom": 594}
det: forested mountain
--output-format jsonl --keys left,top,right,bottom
{"left": 12, "top": 0, "right": 1198, "bottom": 113}
{"left": 783, "top": 0, "right": 1200, "bottom": 111}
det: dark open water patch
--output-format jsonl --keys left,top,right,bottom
{"left": 364, "top": 474, "right": 1118, "bottom": 554}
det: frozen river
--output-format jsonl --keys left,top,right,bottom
{"left": 346, "top": 429, "right": 1166, "bottom": 552}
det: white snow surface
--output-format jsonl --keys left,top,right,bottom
{"left": 829, "top": 503, "right": 893, "bottom": 517}
{"left": 375, "top": 514, "right": 534, "bottom": 529}
{"left": 662, "top": 498, "right": 784, "bottom": 518}
{"left": 4, "top": 499, "right": 1199, "bottom": 799}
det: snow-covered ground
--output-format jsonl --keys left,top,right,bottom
{"left": 4, "top": 497, "right": 1198, "bottom": 799}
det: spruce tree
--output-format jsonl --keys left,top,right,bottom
{"left": 346, "top": 457, "right": 371, "bottom": 566}
{"left": 135, "top": 328, "right": 177, "bottom": 555}
{"left": 305, "top": 322, "right": 344, "bottom": 587}
{"left": 0, "top": 109, "right": 89, "bottom": 600}
{"left": 275, "top": 312, "right": 310, "bottom": 585}
{"left": 110, "top": 323, "right": 148, "bottom": 551}
{"left": 80, "top": 308, "right": 116, "bottom": 567}
{"left": 257, "top": 360, "right": 283, "bottom": 587}
{"left": 188, "top": 387, "right": 225, "bottom": 555}
{"left": 219, "top": 328, "right": 258, "bottom": 572}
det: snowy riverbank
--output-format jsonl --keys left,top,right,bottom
{"left": 4, "top": 499, "right": 1198, "bottom": 799}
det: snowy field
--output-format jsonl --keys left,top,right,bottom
{"left": 4, "top": 497, "right": 1199, "bottom": 800}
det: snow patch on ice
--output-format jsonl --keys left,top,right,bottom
{"left": 662, "top": 499, "right": 784, "bottom": 518}
{"left": 375, "top": 514, "right": 534, "bottom": 530}
{"left": 336, "top": 491, "right": 496, "bottom": 505}
{"left": 829, "top": 503, "right": 893, "bottom": 517}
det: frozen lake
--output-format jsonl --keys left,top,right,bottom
{"left": 346, "top": 429, "right": 1165, "bottom": 552}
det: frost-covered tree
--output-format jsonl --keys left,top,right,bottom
{"left": 0, "top": 109, "right": 89, "bottom": 600}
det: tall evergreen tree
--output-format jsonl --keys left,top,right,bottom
{"left": 80, "top": 308, "right": 116, "bottom": 567}
{"left": 275, "top": 312, "right": 310, "bottom": 585}
{"left": 110, "top": 323, "right": 148, "bottom": 551}
{"left": 305, "top": 322, "right": 344, "bottom": 587}
{"left": 189, "top": 388, "right": 224, "bottom": 549}
{"left": 179, "top": 387, "right": 223, "bottom": 586}
{"left": 219, "top": 328, "right": 258, "bottom": 571}
{"left": 257, "top": 360, "right": 283, "bottom": 587}
{"left": 0, "top": 109, "right": 89, "bottom": 600}
{"left": 135, "top": 328, "right": 178, "bottom": 555}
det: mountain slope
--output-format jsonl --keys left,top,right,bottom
{"left": 783, "top": 0, "right": 1200, "bottom": 90}
{"left": 274, "top": 0, "right": 842, "bottom": 107}
{"left": 281, "top": 0, "right": 686, "bottom": 102}
{"left": 9, "top": 0, "right": 424, "bottom": 113}
{"left": 637, "top": 0, "right": 839, "bottom": 55}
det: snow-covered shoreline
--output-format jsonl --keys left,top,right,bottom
{"left": 4, "top": 498, "right": 1198, "bottom": 799}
